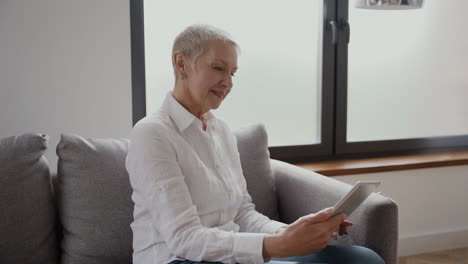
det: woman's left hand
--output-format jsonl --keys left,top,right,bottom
{"left": 338, "top": 220, "right": 353, "bottom": 236}
{"left": 277, "top": 219, "right": 352, "bottom": 238}
{"left": 331, "top": 219, "right": 353, "bottom": 240}
{"left": 276, "top": 226, "right": 287, "bottom": 234}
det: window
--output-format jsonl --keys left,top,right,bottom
{"left": 143, "top": 0, "right": 323, "bottom": 147}
{"left": 130, "top": 0, "right": 468, "bottom": 163}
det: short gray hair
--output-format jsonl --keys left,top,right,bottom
{"left": 171, "top": 24, "right": 239, "bottom": 79}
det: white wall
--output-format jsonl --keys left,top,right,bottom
{"left": 334, "top": 165, "right": 468, "bottom": 256}
{"left": 0, "top": 0, "right": 133, "bottom": 173}
{"left": 1, "top": 0, "right": 467, "bottom": 258}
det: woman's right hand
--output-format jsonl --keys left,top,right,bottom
{"left": 263, "top": 207, "right": 347, "bottom": 259}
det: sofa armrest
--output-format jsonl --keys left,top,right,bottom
{"left": 271, "top": 159, "right": 398, "bottom": 264}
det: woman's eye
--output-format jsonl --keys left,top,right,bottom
{"left": 213, "top": 66, "right": 235, "bottom": 77}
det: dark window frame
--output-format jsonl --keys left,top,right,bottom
{"left": 129, "top": 0, "right": 468, "bottom": 164}
{"left": 130, "top": 0, "right": 146, "bottom": 123}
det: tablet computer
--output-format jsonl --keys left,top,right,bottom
{"left": 332, "top": 181, "right": 381, "bottom": 217}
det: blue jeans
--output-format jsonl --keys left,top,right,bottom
{"left": 167, "top": 245, "right": 385, "bottom": 264}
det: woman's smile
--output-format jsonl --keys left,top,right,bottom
{"left": 210, "top": 90, "right": 225, "bottom": 100}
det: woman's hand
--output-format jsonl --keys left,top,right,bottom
{"left": 277, "top": 219, "right": 352, "bottom": 238}
{"left": 276, "top": 226, "right": 287, "bottom": 234}
{"left": 263, "top": 207, "right": 348, "bottom": 259}
{"left": 339, "top": 220, "right": 353, "bottom": 236}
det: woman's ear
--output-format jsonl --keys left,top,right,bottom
{"left": 173, "top": 52, "right": 187, "bottom": 80}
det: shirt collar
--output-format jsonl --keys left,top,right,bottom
{"left": 162, "top": 92, "right": 215, "bottom": 132}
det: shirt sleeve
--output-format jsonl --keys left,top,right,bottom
{"left": 233, "top": 174, "right": 288, "bottom": 234}
{"left": 126, "top": 123, "right": 267, "bottom": 264}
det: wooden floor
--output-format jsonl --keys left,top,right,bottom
{"left": 398, "top": 247, "right": 468, "bottom": 264}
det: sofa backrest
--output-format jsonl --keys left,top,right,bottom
{"left": 54, "top": 123, "right": 278, "bottom": 263}
{"left": 0, "top": 123, "right": 278, "bottom": 264}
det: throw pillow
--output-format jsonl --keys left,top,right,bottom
{"left": 56, "top": 134, "right": 132, "bottom": 264}
{"left": 0, "top": 133, "right": 58, "bottom": 264}
{"left": 233, "top": 123, "right": 279, "bottom": 220}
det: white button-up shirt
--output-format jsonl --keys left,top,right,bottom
{"left": 125, "top": 92, "right": 287, "bottom": 264}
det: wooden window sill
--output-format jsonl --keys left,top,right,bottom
{"left": 294, "top": 150, "right": 468, "bottom": 176}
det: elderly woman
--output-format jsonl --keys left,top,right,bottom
{"left": 125, "top": 25, "right": 384, "bottom": 264}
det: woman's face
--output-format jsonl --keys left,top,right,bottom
{"left": 184, "top": 40, "right": 238, "bottom": 113}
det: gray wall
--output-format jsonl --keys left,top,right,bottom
{"left": 0, "top": 0, "right": 133, "bottom": 172}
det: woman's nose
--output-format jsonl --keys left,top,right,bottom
{"left": 223, "top": 73, "right": 233, "bottom": 88}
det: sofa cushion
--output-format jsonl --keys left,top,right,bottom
{"left": 233, "top": 123, "right": 279, "bottom": 220}
{"left": 56, "top": 134, "right": 132, "bottom": 264}
{"left": 0, "top": 133, "right": 58, "bottom": 264}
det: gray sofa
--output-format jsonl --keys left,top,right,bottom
{"left": 0, "top": 124, "right": 398, "bottom": 264}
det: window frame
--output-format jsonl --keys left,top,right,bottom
{"left": 129, "top": 0, "right": 468, "bottom": 164}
